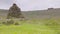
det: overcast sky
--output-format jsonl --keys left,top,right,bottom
{"left": 0, "top": 0, "right": 60, "bottom": 11}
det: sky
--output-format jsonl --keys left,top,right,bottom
{"left": 0, "top": 0, "right": 60, "bottom": 11}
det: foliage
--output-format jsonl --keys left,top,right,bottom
{"left": 45, "top": 19, "right": 59, "bottom": 26}
{"left": 6, "top": 19, "right": 14, "bottom": 25}
{"left": 14, "top": 22, "right": 19, "bottom": 25}
{"left": 2, "top": 22, "right": 6, "bottom": 24}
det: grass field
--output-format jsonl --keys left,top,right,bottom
{"left": 0, "top": 7, "right": 60, "bottom": 34}
{"left": 0, "top": 19, "right": 60, "bottom": 34}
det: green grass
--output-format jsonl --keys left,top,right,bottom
{"left": 0, "top": 24, "right": 57, "bottom": 34}
{"left": 0, "top": 19, "right": 60, "bottom": 34}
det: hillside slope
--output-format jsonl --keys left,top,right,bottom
{"left": 0, "top": 8, "right": 60, "bottom": 19}
{"left": 22, "top": 8, "right": 60, "bottom": 19}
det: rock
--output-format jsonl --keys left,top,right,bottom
{"left": 7, "top": 3, "right": 24, "bottom": 19}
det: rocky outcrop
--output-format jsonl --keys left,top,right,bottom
{"left": 7, "top": 3, "right": 24, "bottom": 19}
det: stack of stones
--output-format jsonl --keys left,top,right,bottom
{"left": 7, "top": 3, "right": 24, "bottom": 19}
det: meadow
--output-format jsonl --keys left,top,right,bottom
{"left": 0, "top": 9, "right": 60, "bottom": 34}
{"left": 0, "top": 19, "right": 60, "bottom": 34}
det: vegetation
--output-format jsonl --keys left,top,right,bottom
{"left": 0, "top": 19, "right": 60, "bottom": 34}
{"left": 0, "top": 6, "right": 60, "bottom": 34}
{"left": 14, "top": 22, "right": 19, "bottom": 25}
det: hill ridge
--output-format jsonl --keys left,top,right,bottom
{"left": 0, "top": 8, "right": 60, "bottom": 19}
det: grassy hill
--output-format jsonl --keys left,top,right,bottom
{"left": 0, "top": 8, "right": 60, "bottom": 19}
{"left": 0, "top": 8, "right": 60, "bottom": 34}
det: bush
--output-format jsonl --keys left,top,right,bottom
{"left": 6, "top": 19, "right": 14, "bottom": 25}
{"left": 0, "top": 23, "right": 2, "bottom": 26}
{"left": 15, "top": 22, "right": 19, "bottom": 25}
{"left": 45, "top": 19, "right": 59, "bottom": 26}
{"left": 2, "top": 22, "right": 6, "bottom": 24}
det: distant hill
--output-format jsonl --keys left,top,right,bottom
{"left": 0, "top": 9, "right": 8, "bottom": 17}
{"left": 0, "top": 8, "right": 60, "bottom": 19}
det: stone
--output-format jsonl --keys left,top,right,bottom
{"left": 7, "top": 3, "right": 24, "bottom": 19}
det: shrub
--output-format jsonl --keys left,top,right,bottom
{"left": 2, "top": 22, "right": 6, "bottom": 24}
{"left": 6, "top": 19, "right": 14, "bottom": 25}
{"left": 45, "top": 19, "right": 59, "bottom": 26}
{"left": 15, "top": 22, "right": 19, "bottom": 25}
{"left": 0, "top": 23, "right": 2, "bottom": 26}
